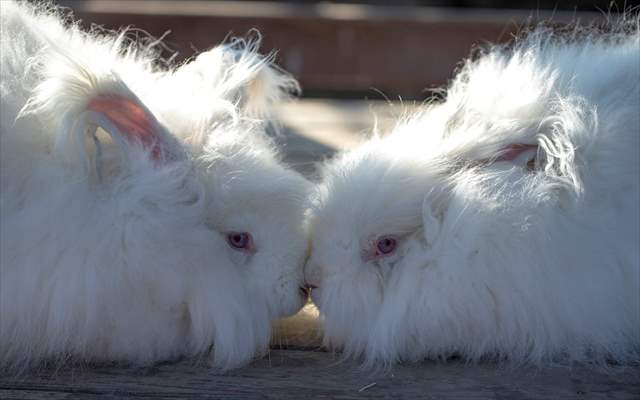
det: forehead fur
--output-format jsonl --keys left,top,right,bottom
{"left": 198, "top": 124, "right": 310, "bottom": 218}
{"left": 313, "top": 136, "right": 443, "bottom": 237}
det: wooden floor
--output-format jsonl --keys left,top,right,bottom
{"left": 2, "top": 99, "right": 638, "bottom": 399}
{"left": 1, "top": 351, "right": 639, "bottom": 399}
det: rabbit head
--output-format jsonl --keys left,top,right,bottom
{"left": 305, "top": 127, "right": 450, "bottom": 360}
{"left": 303, "top": 64, "right": 582, "bottom": 362}
{"left": 304, "top": 104, "right": 559, "bottom": 364}
{"left": 143, "top": 37, "right": 311, "bottom": 323}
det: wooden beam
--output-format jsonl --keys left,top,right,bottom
{"left": 57, "top": 1, "right": 605, "bottom": 98}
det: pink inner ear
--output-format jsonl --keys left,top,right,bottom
{"left": 88, "top": 95, "right": 163, "bottom": 160}
{"left": 494, "top": 144, "right": 538, "bottom": 162}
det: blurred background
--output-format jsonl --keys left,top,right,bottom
{"left": 53, "top": 0, "right": 638, "bottom": 174}
{"left": 55, "top": 0, "right": 636, "bottom": 99}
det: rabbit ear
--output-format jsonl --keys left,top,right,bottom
{"left": 85, "top": 94, "right": 168, "bottom": 161}
{"left": 171, "top": 36, "right": 298, "bottom": 124}
{"left": 21, "top": 48, "right": 181, "bottom": 175}
{"left": 442, "top": 142, "right": 539, "bottom": 177}
{"left": 422, "top": 185, "right": 449, "bottom": 246}
{"left": 480, "top": 143, "right": 539, "bottom": 170}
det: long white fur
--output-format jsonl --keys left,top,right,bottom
{"left": 307, "top": 20, "right": 640, "bottom": 366}
{"left": 0, "top": 0, "right": 309, "bottom": 371}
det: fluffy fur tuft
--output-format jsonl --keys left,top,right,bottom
{"left": 1, "top": 0, "right": 309, "bottom": 372}
{"left": 306, "top": 20, "right": 640, "bottom": 366}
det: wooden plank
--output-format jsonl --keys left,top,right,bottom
{"left": 56, "top": 0, "right": 605, "bottom": 98}
{"left": 1, "top": 350, "right": 638, "bottom": 399}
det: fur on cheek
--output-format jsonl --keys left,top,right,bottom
{"left": 316, "top": 273, "right": 384, "bottom": 357}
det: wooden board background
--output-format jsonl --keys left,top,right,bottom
{"left": 56, "top": 0, "right": 606, "bottom": 99}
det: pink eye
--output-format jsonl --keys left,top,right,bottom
{"left": 361, "top": 235, "right": 400, "bottom": 262}
{"left": 376, "top": 236, "right": 397, "bottom": 256}
{"left": 227, "top": 232, "right": 254, "bottom": 252}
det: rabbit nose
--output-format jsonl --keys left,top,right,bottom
{"left": 299, "top": 284, "right": 316, "bottom": 297}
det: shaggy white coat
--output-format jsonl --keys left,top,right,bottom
{"left": 0, "top": 1, "right": 310, "bottom": 371}
{"left": 307, "top": 21, "right": 640, "bottom": 365}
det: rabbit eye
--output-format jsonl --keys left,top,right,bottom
{"left": 361, "top": 235, "right": 399, "bottom": 262}
{"left": 227, "top": 232, "right": 254, "bottom": 252}
{"left": 376, "top": 236, "right": 397, "bottom": 256}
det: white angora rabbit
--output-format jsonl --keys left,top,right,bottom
{"left": 0, "top": 1, "right": 310, "bottom": 371}
{"left": 306, "top": 22, "right": 640, "bottom": 365}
